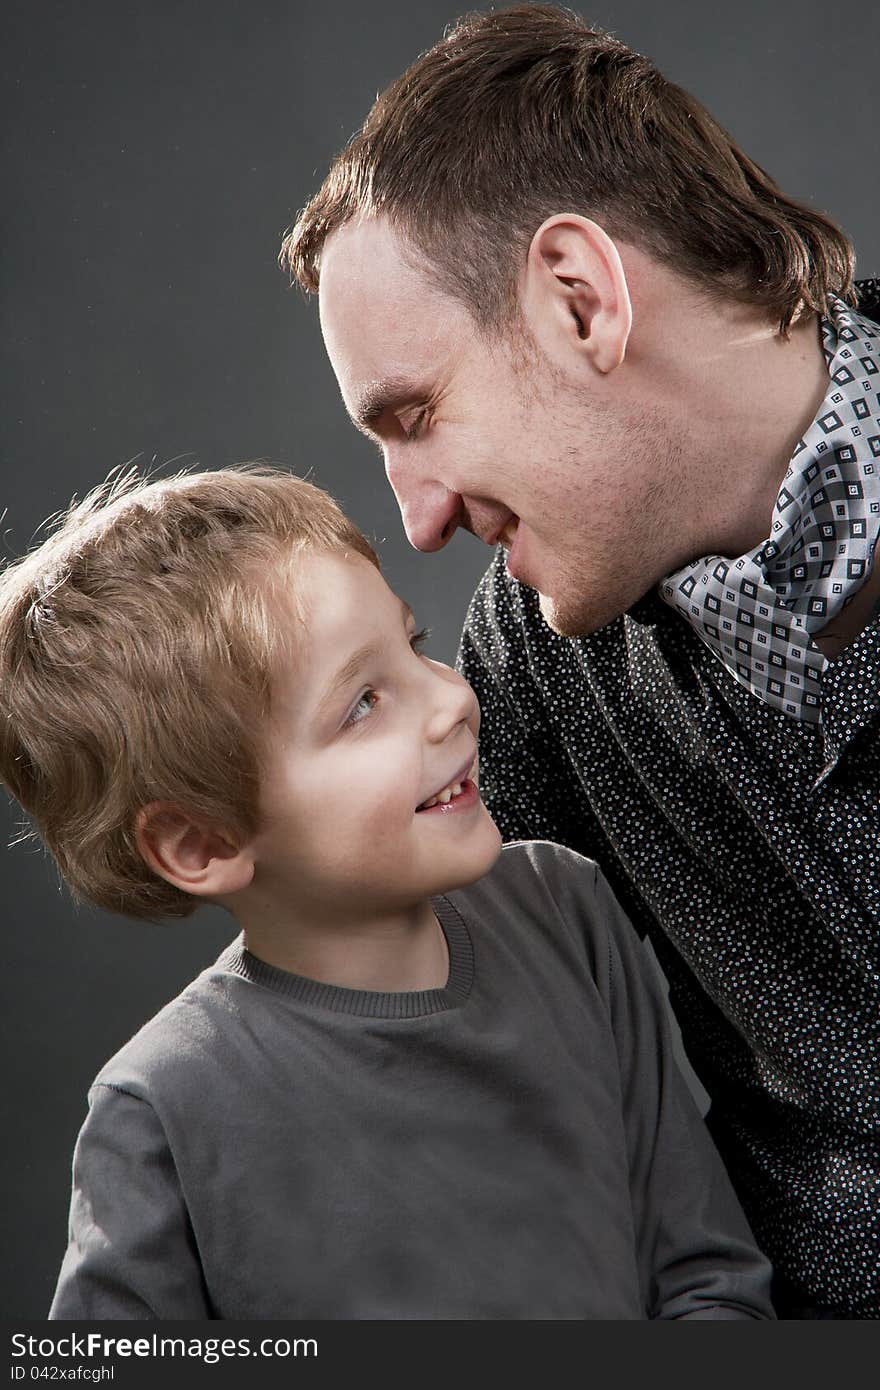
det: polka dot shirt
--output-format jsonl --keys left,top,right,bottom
{"left": 456, "top": 282, "right": 880, "bottom": 1317}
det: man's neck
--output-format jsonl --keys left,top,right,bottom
{"left": 682, "top": 311, "right": 830, "bottom": 563}
{"left": 676, "top": 298, "right": 880, "bottom": 657}
{"left": 237, "top": 895, "right": 450, "bottom": 993}
{"left": 652, "top": 288, "right": 880, "bottom": 658}
{"left": 713, "top": 311, "right": 831, "bottom": 558}
{"left": 622, "top": 253, "right": 832, "bottom": 566}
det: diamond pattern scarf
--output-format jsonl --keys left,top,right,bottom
{"left": 660, "top": 297, "right": 880, "bottom": 723}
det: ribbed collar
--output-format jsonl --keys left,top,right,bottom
{"left": 214, "top": 897, "right": 474, "bottom": 1020}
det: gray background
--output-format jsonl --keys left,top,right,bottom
{"left": 2, "top": 0, "right": 877, "bottom": 1320}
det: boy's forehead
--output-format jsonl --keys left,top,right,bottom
{"left": 272, "top": 549, "right": 404, "bottom": 686}
{"left": 300, "top": 548, "right": 392, "bottom": 623}
{"left": 268, "top": 545, "right": 372, "bottom": 616}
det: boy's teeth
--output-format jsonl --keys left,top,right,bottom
{"left": 420, "top": 779, "right": 467, "bottom": 810}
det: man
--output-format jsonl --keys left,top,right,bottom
{"left": 281, "top": 5, "right": 880, "bottom": 1317}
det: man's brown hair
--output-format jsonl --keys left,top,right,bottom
{"left": 0, "top": 465, "right": 379, "bottom": 921}
{"left": 282, "top": 3, "right": 854, "bottom": 334}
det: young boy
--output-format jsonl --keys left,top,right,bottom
{"left": 0, "top": 466, "right": 774, "bottom": 1319}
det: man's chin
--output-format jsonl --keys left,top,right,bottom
{"left": 537, "top": 589, "right": 590, "bottom": 638}
{"left": 538, "top": 586, "right": 629, "bottom": 639}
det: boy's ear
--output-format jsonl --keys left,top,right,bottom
{"left": 134, "top": 802, "right": 255, "bottom": 900}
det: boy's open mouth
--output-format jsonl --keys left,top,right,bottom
{"left": 416, "top": 756, "right": 477, "bottom": 811}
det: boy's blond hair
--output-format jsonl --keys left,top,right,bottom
{"left": 0, "top": 465, "right": 379, "bottom": 920}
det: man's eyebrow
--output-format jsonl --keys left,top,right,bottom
{"left": 319, "top": 598, "right": 415, "bottom": 714}
{"left": 350, "top": 377, "right": 424, "bottom": 433}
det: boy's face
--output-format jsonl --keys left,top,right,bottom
{"left": 249, "top": 550, "right": 502, "bottom": 924}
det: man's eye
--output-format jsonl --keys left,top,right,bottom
{"left": 344, "top": 689, "right": 379, "bottom": 728}
{"left": 410, "top": 627, "right": 431, "bottom": 653}
{"left": 402, "top": 410, "right": 427, "bottom": 441}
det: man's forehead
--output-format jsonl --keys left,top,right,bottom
{"left": 319, "top": 218, "right": 459, "bottom": 349}
{"left": 319, "top": 225, "right": 418, "bottom": 387}
{"left": 319, "top": 217, "right": 478, "bottom": 420}
{"left": 320, "top": 217, "right": 421, "bottom": 312}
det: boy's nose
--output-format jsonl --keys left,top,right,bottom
{"left": 424, "top": 664, "right": 479, "bottom": 744}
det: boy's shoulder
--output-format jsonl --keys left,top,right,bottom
{"left": 91, "top": 938, "right": 249, "bottom": 1102}
{"left": 455, "top": 838, "right": 602, "bottom": 907}
{"left": 443, "top": 838, "right": 614, "bottom": 958}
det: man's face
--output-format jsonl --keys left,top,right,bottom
{"left": 319, "top": 216, "right": 682, "bottom": 635}
{"left": 249, "top": 550, "right": 502, "bottom": 925}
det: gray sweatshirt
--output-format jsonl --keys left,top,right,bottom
{"left": 50, "top": 841, "right": 774, "bottom": 1320}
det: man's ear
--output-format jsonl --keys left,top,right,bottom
{"left": 134, "top": 802, "right": 255, "bottom": 900}
{"left": 521, "top": 214, "right": 632, "bottom": 373}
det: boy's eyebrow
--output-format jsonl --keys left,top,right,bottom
{"left": 319, "top": 598, "right": 415, "bottom": 712}
{"left": 350, "top": 377, "right": 425, "bottom": 433}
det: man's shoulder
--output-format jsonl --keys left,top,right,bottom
{"left": 856, "top": 277, "right": 880, "bottom": 325}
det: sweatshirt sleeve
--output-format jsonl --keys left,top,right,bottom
{"left": 588, "top": 863, "right": 776, "bottom": 1320}
{"left": 49, "top": 1083, "right": 211, "bottom": 1320}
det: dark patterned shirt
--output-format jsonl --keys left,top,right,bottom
{"left": 457, "top": 283, "right": 880, "bottom": 1316}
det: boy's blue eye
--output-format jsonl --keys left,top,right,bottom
{"left": 342, "top": 627, "right": 430, "bottom": 729}
{"left": 345, "top": 689, "right": 379, "bottom": 727}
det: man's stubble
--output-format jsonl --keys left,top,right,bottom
{"left": 525, "top": 385, "right": 691, "bottom": 640}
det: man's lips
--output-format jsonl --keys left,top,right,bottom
{"left": 483, "top": 513, "right": 519, "bottom": 548}
{"left": 503, "top": 517, "right": 525, "bottom": 581}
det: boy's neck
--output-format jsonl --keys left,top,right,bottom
{"left": 238, "top": 897, "right": 450, "bottom": 993}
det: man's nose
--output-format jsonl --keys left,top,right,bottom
{"left": 386, "top": 457, "right": 461, "bottom": 552}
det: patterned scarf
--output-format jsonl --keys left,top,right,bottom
{"left": 660, "top": 297, "right": 880, "bottom": 723}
